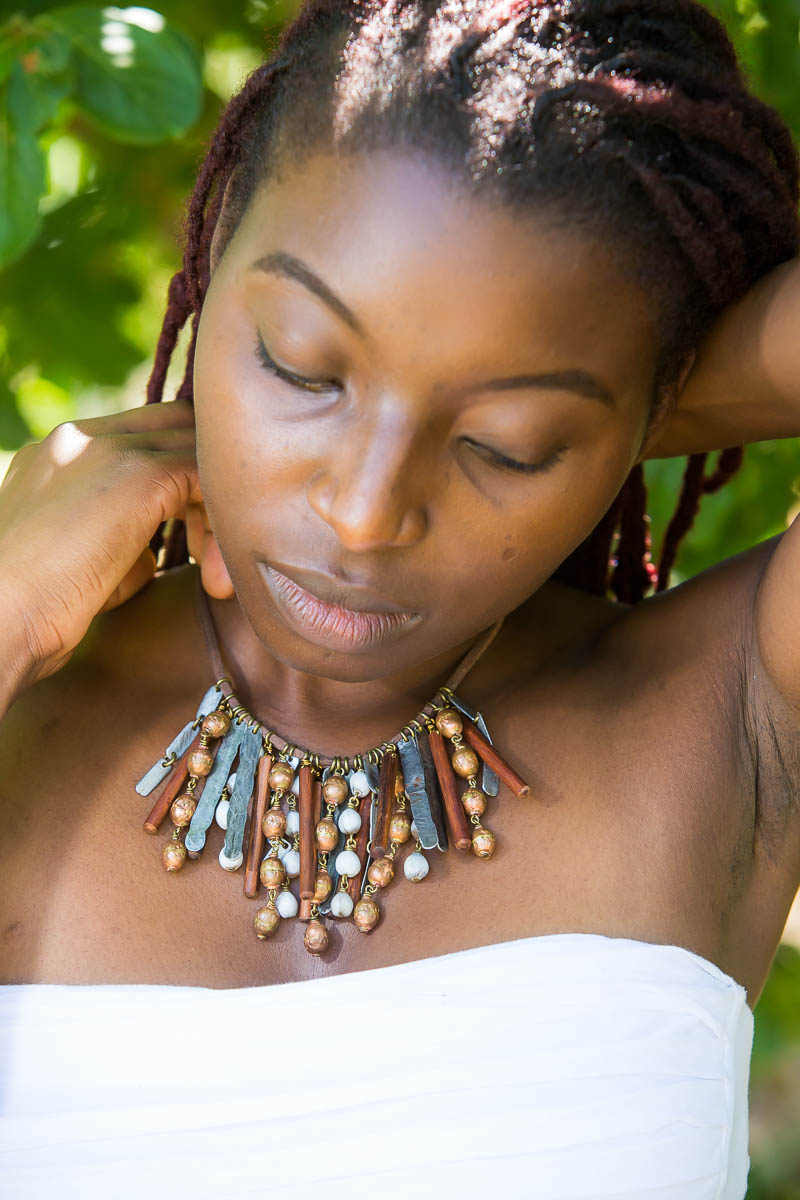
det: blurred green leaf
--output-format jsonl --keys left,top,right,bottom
{"left": 44, "top": 5, "right": 203, "bottom": 143}
{"left": 0, "top": 61, "right": 46, "bottom": 267}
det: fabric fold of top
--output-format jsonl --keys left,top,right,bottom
{"left": 0, "top": 932, "right": 753, "bottom": 1200}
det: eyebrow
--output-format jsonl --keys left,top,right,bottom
{"left": 249, "top": 250, "right": 615, "bottom": 408}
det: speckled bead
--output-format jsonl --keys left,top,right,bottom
{"left": 162, "top": 840, "right": 187, "bottom": 871}
{"left": 331, "top": 891, "right": 354, "bottom": 918}
{"left": 404, "top": 850, "right": 429, "bottom": 881}
{"left": 170, "top": 792, "right": 197, "bottom": 828}
{"left": 187, "top": 746, "right": 215, "bottom": 777}
{"left": 389, "top": 812, "right": 412, "bottom": 844}
{"left": 285, "top": 810, "right": 300, "bottom": 837}
{"left": 219, "top": 848, "right": 244, "bottom": 871}
{"left": 201, "top": 710, "right": 231, "bottom": 739}
{"left": 281, "top": 847, "right": 301, "bottom": 878}
{"left": 304, "top": 919, "right": 329, "bottom": 956}
{"left": 276, "top": 889, "right": 298, "bottom": 918}
{"left": 215, "top": 798, "right": 229, "bottom": 829}
{"left": 254, "top": 905, "right": 280, "bottom": 939}
{"left": 314, "top": 869, "right": 333, "bottom": 902}
{"left": 269, "top": 761, "right": 295, "bottom": 792}
{"left": 451, "top": 744, "right": 480, "bottom": 778}
{"left": 335, "top": 848, "right": 361, "bottom": 877}
{"left": 435, "top": 708, "right": 463, "bottom": 738}
{"left": 262, "top": 807, "right": 287, "bottom": 839}
{"left": 471, "top": 825, "right": 496, "bottom": 859}
{"left": 315, "top": 817, "right": 339, "bottom": 851}
{"left": 260, "top": 854, "right": 287, "bottom": 890}
{"left": 353, "top": 896, "right": 380, "bottom": 932}
{"left": 338, "top": 807, "right": 362, "bottom": 834}
{"left": 322, "top": 774, "right": 349, "bottom": 806}
{"left": 348, "top": 769, "right": 370, "bottom": 797}
{"left": 461, "top": 787, "right": 486, "bottom": 816}
{"left": 367, "top": 857, "right": 394, "bottom": 888}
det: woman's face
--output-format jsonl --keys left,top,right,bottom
{"left": 193, "top": 149, "right": 661, "bottom": 683}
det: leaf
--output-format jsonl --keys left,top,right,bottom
{"left": 0, "top": 63, "right": 46, "bottom": 269}
{"left": 44, "top": 5, "right": 203, "bottom": 144}
{"left": 8, "top": 45, "right": 72, "bottom": 133}
{"left": 0, "top": 376, "right": 33, "bottom": 452}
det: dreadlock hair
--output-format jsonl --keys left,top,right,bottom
{"left": 147, "top": 0, "right": 800, "bottom": 600}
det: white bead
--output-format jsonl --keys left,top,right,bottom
{"left": 276, "top": 890, "right": 298, "bottom": 918}
{"left": 410, "top": 820, "right": 419, "bottom": 840}
{"left": 282, "top": 848, "right": 300, "bottom": 878}
{"left": 348, "top": 769, "right": 370, "bottom": 796}
{"left": 214, "top": 798, "right": 229, "bottom": 830}
{"left": 331, "top": 892, "right": 354, "bottom": 918}
{"left": 335, "top": 849, "right": 361, "bottom": 877}
{"left": 286, "top": 810, "right": 300, "bottom": 836}
{"left": 290, "top": 775, "right": 300, "bottom": 796}
{"left": 219, "top": 848, "right": 244, "bottom": 871}
{"left": 226, "top": 772, "right": 237, "bottom": 792}
{"left": 404, "top": 851, "right": 429, "bottom": 882}
{"left": 338, "top": 807, "right": 362, "bottom": 834}
{"left": 288, "top": 754, "right": 300, "bottom": 768}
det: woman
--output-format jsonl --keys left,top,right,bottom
{"left": 1, "top": 0, "right": 798, "bottom": 1195}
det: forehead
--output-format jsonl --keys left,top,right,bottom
{"left": 228, "top": 148, "right": 659, "bottom": 384}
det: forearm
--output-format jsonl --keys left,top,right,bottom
{"left": 645, "top": 256, "right": 800, "bottom": 459}
{"left": 0, "top": 586, "right": 36, "bottom": 721}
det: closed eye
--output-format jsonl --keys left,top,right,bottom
{"left": 254, "top": 331, "right": 341, "bottom": 393}
{"left": 461, "top": 438, "right": 566, "bottom": 475}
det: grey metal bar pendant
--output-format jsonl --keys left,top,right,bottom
{"left": 135, "top": 684, "right": 222, "bottom": 797}
{"left": 223, "top": 724, "right": 263, "bottom": 862}
{"left": 185, "top": 720, "right": 246, "bottom": 856}
{"left": 398, "top": 734, "right": 441, "bottom": 852}
{"left": 416, "top": 731, "right": 449, "bottom": 850}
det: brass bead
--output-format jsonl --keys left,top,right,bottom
{"left": 259, "top": 855, "right": 286, "bottom": 890}
{"left": 471, "top": 825, "right": 496, "bottom": 859}
{"left": 169, "top": 792, "right": 197, "bottom": 828}
{"left": 201, "top": 710, "right": 231, "bottom": 739}
{"left": 367, "top": 856, "right": 395, "bottom": 888}
{"left": 451, "top": 744, "right": 480, "bottom": 778}
{"left": 322, "top": 774, "right": 349, "bottom": 806}
{"left": 315, "top": 817, "right": 339, "bottom": 851}
{"left": 389, "top": 812, "right": 412, "bottom": 844}
{"left": 262, "top": 807, "right": 287, "bottom": 839}
{"left": 461, "top": 787, "right": 486, "bottom": 816}
{"left": 254, "top": 905, "right": 280, "bottom": 939}
{"left": 304, "top": 918, "right": 329, "bottom": 956}
{"left": 353, "top": 896, "right": 381, "bottom": 932}
{"left": 435, "top": 708, "right": 463, "bottom": 738}
{"left": 314, "top": 869, "right": 333, "bottom": 902}
{"left": 187, "top": 747, "right": 215, "bottom": 778}
{"left": 162, "top": 840, "right": 187, "bottom": 871}
{"left": 269, "top": 761, "right": 294, "bottom": 791}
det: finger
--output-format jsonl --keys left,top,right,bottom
{"left": 80, "top": 399, "right": 197, "bottom": 437}
{"left": 100, "top": 547, "right": 158, "bottom": 612}
{"left": 184, "top": 503, "right": 207, "bottom": 564}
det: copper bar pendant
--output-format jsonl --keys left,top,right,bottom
{"left": 244, "top": 753, "right": 273, "bottom": 899}
{"left": 427, "top": 729, "right": 472, "bottom": 851}
{"left": 298, "top": 763, "right": 316, "bottom": 901}
{"left": 371, "top": 749, "right": 397, "bottom": 859}
{"left": 143, "top": 731, "right": 204, "bottom": 834}
{"left": 462, "top": 722, "right": 530, "bottom": 798}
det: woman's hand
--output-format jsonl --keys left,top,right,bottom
{"left": 0, "top": 400, "right": 201, "bottom": 696}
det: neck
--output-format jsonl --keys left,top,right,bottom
{"left": 204, "top": 587, "right": 504, "bottom": 760}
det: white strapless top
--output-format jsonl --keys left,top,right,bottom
{"left": 0, "top": 933, "right": 753, "bottom": 1199}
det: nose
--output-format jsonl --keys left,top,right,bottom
{"left": 306, "top": 405, "right": 431, "bottom": 553}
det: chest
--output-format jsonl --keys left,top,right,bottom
{"left": 0, "top": 650, "right": 756, "bottom": 993}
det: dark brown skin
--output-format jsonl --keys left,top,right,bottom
{"left": 1, "top": 150, "right": 799, "bottom": 1006}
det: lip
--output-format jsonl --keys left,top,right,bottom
{"left": 259, "top": 562, "right": 422, "bottom": 651}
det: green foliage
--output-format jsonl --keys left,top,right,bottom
{"left": 0, "top": 5, "right": 204, "bottom": 270}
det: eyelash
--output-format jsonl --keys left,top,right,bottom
{"left": 254, "top": 332, "right": 566, "bottom": 476}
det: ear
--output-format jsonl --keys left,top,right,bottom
{"left": 184, "top": 499, "right": 236, "bottom": 599}
{"left": 209, "top": 165, "right": 243, "bottom": 279}
{"left": 636, "top": 348, "right": 698, "bottom": 463}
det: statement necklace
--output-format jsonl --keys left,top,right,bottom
{"left": 136, "top": 575, "right": 531, "bottom": 957}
